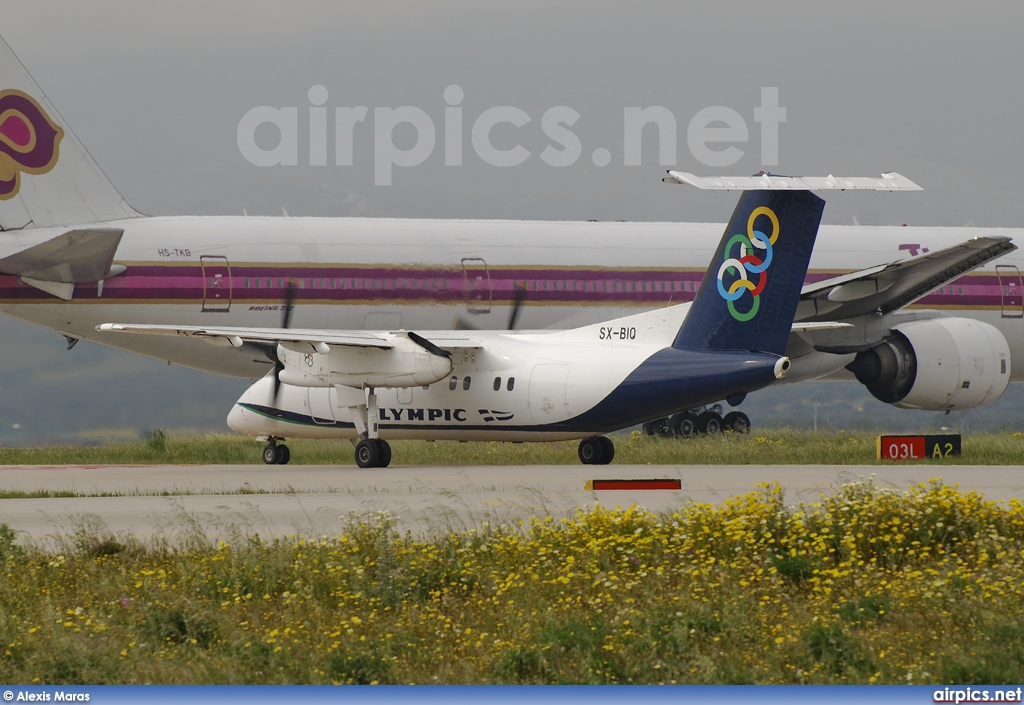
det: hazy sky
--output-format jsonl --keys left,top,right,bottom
{"left": 2, "top": 1, "right": 1023, "bottom": 440}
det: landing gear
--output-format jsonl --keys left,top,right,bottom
{"left": 670, "top": 411, "right": 698, "bottom": 438}
{"left": 646, "top": 403, "right": 753, "bottom": 438}
{"left": 578, "top": 436, "right": 614, "bottom": 465}
{"left": 355, "top": 438, "right": 392, "bottom": 469}
{"left": 642, "top": 417, "right": 671, "bottom": 437}
{"left": 723, "top": 411, "right": 751, "bottom": 434}
{"left": 262, "top": 439, "right": 290, "bottom": 465}
{"left": 697, "top": 411, "right": 723, "bottom": 435}
{"left": 351, "top": 388, "right": 392, "bottom": 468}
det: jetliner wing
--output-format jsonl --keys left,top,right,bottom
{"left": 794, "top": 236, "right": 1016, "bottom": 322}
{"left": 96, "top": 323, "right": 484, "bottom": 352}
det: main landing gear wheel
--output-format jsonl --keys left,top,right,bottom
{"left": 723, "top": 411, "right": 751, "bottom": 434}
{"left": 642, "top": 417, "right": 671, "bottom": 437}
{"left": 355, "top": 438, "right": 392, "bottom": 469}
{"left": 578, "top": 436, "right": 614, "bottom": 465}
{"left": 262, "top": 442, "right": 291, "bottom": 465}
{"left": 697, "top": 411, "right": 723, "bottom": 435}
{"left": 670, "top": 411, "right": 698, "bottom": 439}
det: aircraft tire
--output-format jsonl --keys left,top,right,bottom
{"left": 697, "top": 411, "right": 723, "bottom": 435}
{"left": 376, "top": 439, "right": 392, "bottom": 468}
{"left": 578, "top": 437, "right": 603, "bottom": 465}
{"left": 597, "top": 436, "right": 615, "bottom": 464}
{"left": 670, "top": 411, "right": 698, "bottom": 439}
{"left": 262, "top": 445, "right": 277, "bottom": 465}
{"left": 275, "top": 444, "right": 291, "bottom": 465}
{"left": 723, "top": 411, "right": 751, "bottom": 434}
{"left": 644, "top": 417, "right": 673, "bottom": 437}
{"left": 355, "top": 439, "right": 382, "bottom": 468}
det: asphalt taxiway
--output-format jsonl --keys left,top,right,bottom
{"left": 1, "top": 464, "right": 1021, "bottom": 543}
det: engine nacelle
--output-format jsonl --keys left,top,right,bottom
{"left": 278, "top": 337, "right": 453, "bottom": 389}
{"left": 846, "top": 318, "right": 1010, "bottom": 411}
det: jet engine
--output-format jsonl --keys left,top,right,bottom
{"left": 845, "top": 318, "right": 1010, "bottom": 411}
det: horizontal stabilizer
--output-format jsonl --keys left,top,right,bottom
{"left": 663, "top": 171, "right": 922, "bottom": 191}
{"left": 0, "top": 227, "right": 123, "bottom": 297}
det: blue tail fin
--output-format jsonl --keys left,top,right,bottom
{"left": 674, "top": 189, "right": 825, "bottom": 355}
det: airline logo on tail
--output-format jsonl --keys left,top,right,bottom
{"left": 0, "top": 89, "right": 63, "bottom": 200}
{"left": 716, "top": 206, "right": 780, "bottom": 321}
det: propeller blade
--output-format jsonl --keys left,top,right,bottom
{"left": 273, "top": 282, "right": 297, "bottom": 409}
{"left": 406, "top": 331, "right": 452, "bottom": 358}
{"left": 281, "top": 281, "right": 296, "bottom": 330}
{"left": 507, "top": 283, "right": 527, "bottom": 330}
{"left": 452, "top": 314, "right": 479, "bottom": 331}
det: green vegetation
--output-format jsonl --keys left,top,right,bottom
{"left": 3, "top": 428, "right": 1024, "bottom": 466}
{"left": 0, "top": 480, "right": 1022, "bottom": 684}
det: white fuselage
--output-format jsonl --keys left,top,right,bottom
{"left": 2, "top": 215, "right": 1023, "bottom": 382}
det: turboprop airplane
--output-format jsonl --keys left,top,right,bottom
{"left": 97, "top": 177, "right": 996, "bottom": 468}
{"left": 0, "top": 33, "right": 1020, "bottom": 436}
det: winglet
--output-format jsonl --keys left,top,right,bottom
{"left": 662, "top": 171, "right": 922, "bottom": 191}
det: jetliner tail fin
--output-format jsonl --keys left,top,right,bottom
{"left": 0, "top": 35, "right": 142, "bottom": 230}
{"left": 673, "top": 189, "right": 825, "bottom": 356}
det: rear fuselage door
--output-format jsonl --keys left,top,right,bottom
{"left": 201, "top": 255, "right": 232, "bottom": 312}
{"left": 996, "top": 264, "right": 1023, "bottom": 318}
{"left": 461, "top": 257, "right": 492, "bottom": 314}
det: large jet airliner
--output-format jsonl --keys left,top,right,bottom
{"left": 0, "top": 34, "right": 1020, "bottom": 433}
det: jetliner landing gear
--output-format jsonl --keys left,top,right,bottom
{"left": 578, "top": 436, "right": 615, "bottom": 465}
{"left": 262, "top": 438, "right": 290, "bottom": 465}
{"left": 642, "top": 405, "right": 751, "bottom": 438}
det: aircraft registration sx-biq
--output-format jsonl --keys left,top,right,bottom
{"left": 0, "top": 33, "right": 1019, "bottom": 449}
{"left": 102, "top": 180, "right": 931, "bottom": 467}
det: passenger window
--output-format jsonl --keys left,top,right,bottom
{"left": 463, "top": 376, "right": 472, "bottom": 391}
{"left": 449, "top": 377, "right": 458, "bottom": 391}
{"left": 507, "top": 377, "right": 515, "bottom": 391}
{"left": 493, "top": 377, "right": 501, "bottom": 392}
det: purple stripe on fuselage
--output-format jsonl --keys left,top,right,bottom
{"left": 0, "top": 266, "right": 1012, "bottom": 309}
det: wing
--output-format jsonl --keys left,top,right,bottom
{"left": 795, "top": 236, "right": 1016, "bottom": 322}
{"left": 96, "top": 322, "right": 482, "bottom": 353}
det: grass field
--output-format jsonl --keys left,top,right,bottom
{"left": 2, "top": 428, "right": 1024, "bottom": 467}
{"left": 1, "top": 479, "right": 1022, "bottom": 684}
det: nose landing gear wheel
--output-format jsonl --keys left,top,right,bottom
{"left": 262, "top": 442, "right": 291, "bottom": 465}
{"left": 262, "top": 445, "right": 277, "bottom": 465}
{"left": 275, "top": 444, "right": 290, "bottom": 465}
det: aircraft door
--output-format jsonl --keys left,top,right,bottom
{"left": 528, "top": 364, "right": 570, "bottom": 424}
{"left": 996, "top": 265, "right": 1023, "bottom": 318}
{"left": 201, "top": 255, "right": 232, "bottom": 312}
{"left": 461, "top": 257, "right": 492, "bottom": 314}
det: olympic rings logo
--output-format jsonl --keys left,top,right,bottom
{"left": 716, "top": 206, "right": 780, "bottom": 322}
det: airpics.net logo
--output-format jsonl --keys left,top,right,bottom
{"left": 236, "top": 86, "right": 786, "bottom": 185}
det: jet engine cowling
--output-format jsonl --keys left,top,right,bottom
{"left": 845, "top": 318, "right": 1010, "bottom": 411}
